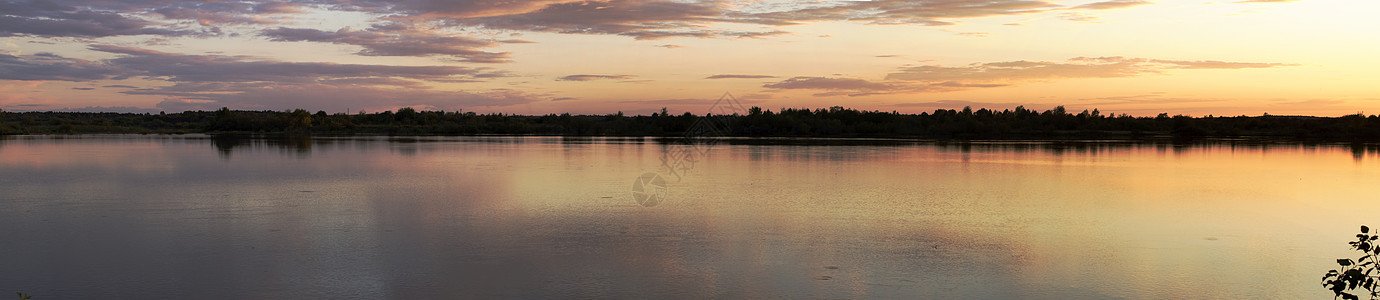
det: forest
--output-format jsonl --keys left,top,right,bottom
{"left": 2, "top": 105, "right": 1380, "bottom": 141}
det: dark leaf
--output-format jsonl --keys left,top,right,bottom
{"left": 1363, "top": 225, "right": 1369, "bottom": 234}
{"left": 1341, "top": 258, "right": 1355, "bottom": 266}
{"left": 1347, "top": 269, "right": 1365, "bottom": 278}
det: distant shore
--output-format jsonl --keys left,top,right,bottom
{"left": 3, "top": 106, "right": 1379, "bottom": 142}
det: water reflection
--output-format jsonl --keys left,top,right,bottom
{"left": 4, "top": 135, "right": 1380, "bottom": 298}
{"left": 202, "top": 134, "right": 1380, "bottom": 164}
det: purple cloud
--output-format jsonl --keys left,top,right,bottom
{"left": 762, "top": 56, "right": 1292, "bottom": 96}
{"left": 0, "top": 53, "right": 116, "bottom": 81}
{"left": 0, "top": 0, "right": 189, "bottom": 37}
{"left": 261, "top": 23, "right": 511, "bottom": 63}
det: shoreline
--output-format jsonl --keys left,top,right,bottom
{"left": 6, "top": 132, "right": 1380, "bottom": 146}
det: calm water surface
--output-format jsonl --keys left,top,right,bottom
{"left": 2, "top": 135, "right": 1379, "bottom": 299}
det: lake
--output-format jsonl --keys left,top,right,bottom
{"left": 1, "top": 135, "right": 1377, "bottom": 299}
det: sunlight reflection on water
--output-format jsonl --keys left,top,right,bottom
{"left": 0, "top": 135, "right": 1377, "bottom": 299}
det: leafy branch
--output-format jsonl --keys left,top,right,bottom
{"left": 1324, "top": 225, "right": 1380, "bottom": 300}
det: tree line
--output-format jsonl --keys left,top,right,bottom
{"left": 2, "top": 106, "right": 1379, "bottom": 141}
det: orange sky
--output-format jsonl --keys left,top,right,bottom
{"left": 0, "top": 0, "right": 1375, "bottom": 116}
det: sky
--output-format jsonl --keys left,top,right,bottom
{"left": 0, "top": 0, "right": 1375, "bottom": 116}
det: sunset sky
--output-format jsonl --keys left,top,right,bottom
{"left": 0, "top": 0, "right": 1375, "bottom": 116}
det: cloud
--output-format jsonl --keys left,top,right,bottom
{"left": 261, "top": 23, "right": 511, "bottom": 63}
{"left": 1, "top": 44, "right": 537, "bottom": 111}
{"left": 1071, "top": 0, "right": 1153, "bottom": 10}
{"left": 84, "top": 44, "right": 495, "bottom": 83}
{"left": 0, "top": 0, "right": 189, "bottom": 37}
{"left": 1075, "top": 93, "right": 1222, "bottom": 106}
{"left": 331, "top": 0, "right": 578, "bottom": 18}
{"left": 1147, "top": 59, "right": 1289, "bottom": 69}
{"left": 1236, "top": 0, "right": 1301, "bottom": 3}
{"left": 102, "top": 85, "right": 139, "bottom": 88}
{"left": 764, "top": 56, "right": 1291, "bottom": 96}
{"left": 439, "top": 0, "right": 785, "bottom": 40}
{"left": 655, "top": 44, "right": 684, "bottom": 48}
{"left": 43, "top": 105, "right": 163, "bottom": 113}
{"left": 761, "top": 76, "right": 953, "bottom": 96}
{"left": 4, "top": 0, "right": 1162, "bottom": 44}
{"left": 551, "top": 97, "right": 577, "bottom": 101}
{"left": 720, "top": 30, "right": 790, "bottom": 39}
{"left": 885, "top": 56, "right": 1293, "bottom": 83}
{"left": 319, "top": 77, "right": 426, "bottom": 87}
{"left": 152, "top": 84, "right": 543, "bottom": 112}
{"left": 0, "top": 53, "right": 116, "bottom": 81}
{"left": 892, "top": 100, "right": 1028, "bottom": 108}
{"left": 741, "top": 0, "right": 1060, "bottom": 26}
{"left": 705, "top": 74, "right": 776, "bottom": 79}
{"left": 152, "top": 1, "right": 307, "bottom": 26}
{"left": 557, "top": 74, "right": 633, "bottom": 81}
{"left": 87, "top": 44, "right": 169, "bottom": 56}
{"left": 619, "top": 98, "right": 715, "bottom": 104}
{"left": 764, "top": 77, "right": 892, "bottom": 91}
{"left": 725, "top": 0, "right": 1149, "bottom": 28}
{"left": 0, "top": 0, "right": 1159, "bottom": 45}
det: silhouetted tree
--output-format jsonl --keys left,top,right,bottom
{"left": 288, "top": 109, "right": 312, "bottom": 129}
{"left": 4, "top": 105, "right": 1380, "bottom": 139}
{"left": 395, "top": 107, "right": 418, "bottom": 124}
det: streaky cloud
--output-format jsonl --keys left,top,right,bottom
{"left": 261, "top": 24, "right": 511, "bottom": 63}
{"left": 557, "top": 74, "right": 634, "bottom": 81}
{"left": 0, "top": 0, "right": 190, "bottom": 37}
{"left": 886, "top": 56, "right": 1293, "bottom": 83}
{"left": 705, "top": 74, "right": 777, "bottom": 79}
{"left": 152, "top": 84, "right": 544, "bottom": 112}
{"left": 764, "top": 77, "right": 893, "bottom": 91}
{"left": 0, "top": 53, "right": 116, "bottom": 81}
{"left": 1071, "top": 0, "right": 1153, "bottom": 10}
{"left": 763, "top": 56, "right": 1291, "bottom": 96}
{"left": 85, "top": 44, "right": 494, "bottom": 83}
